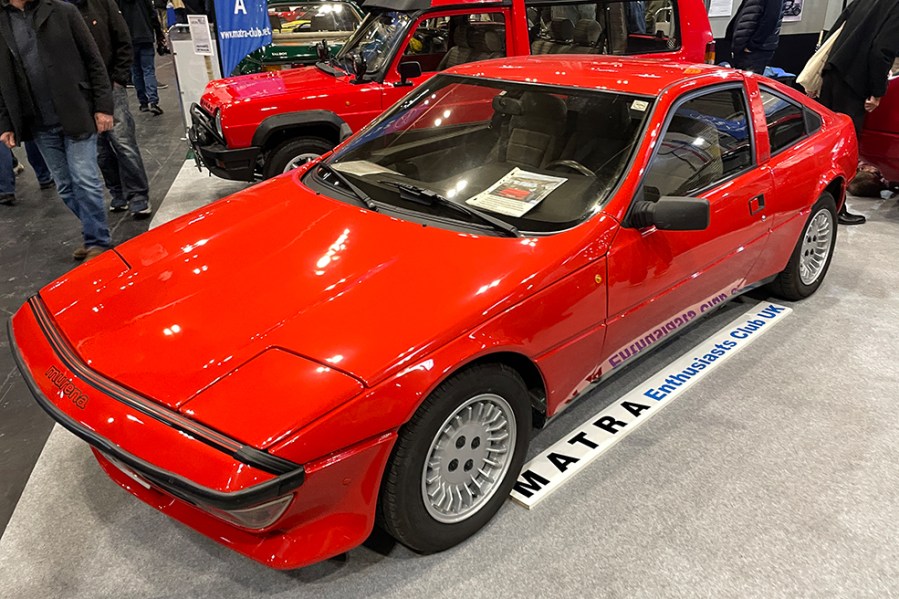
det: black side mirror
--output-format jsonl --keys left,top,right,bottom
{"left": 352, "top": 53, "right": 367, "bottom": 83}
{"left": 316, "top": 39, "right": 329, "bottom": 61}
{"left": 397, "top": 61, "right": 422, "bottom": 87}
{"left": 632, "top": 196, "right": 710, "bottom": 231}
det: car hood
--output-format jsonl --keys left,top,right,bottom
{"left": 201, "top": 65, "right": 349, "bottom": 109}
{"left": 39, "top": 173, "right": 615, "bottom": 411}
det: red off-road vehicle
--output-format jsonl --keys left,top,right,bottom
{"left": 190, "top": 0, "right": 714, "bottom": 180}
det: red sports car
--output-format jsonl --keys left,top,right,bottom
{"left": 9, "top": 56, "right": 856, "bottom": 570}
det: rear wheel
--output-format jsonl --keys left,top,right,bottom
{"left": 262, "top": 136, "right": 333, "bottom": 179}
{"left": 379, "top": 364, "right": 531, "bottom": 554}
{"left": 769, "top": 191, "right": 837, "bottom": 300}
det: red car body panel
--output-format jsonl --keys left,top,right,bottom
{"left": 10, "top": 58, "right": 857, "bottom": 570}
{"left": 861, "top": 75, "right": 899, "bottom": 181}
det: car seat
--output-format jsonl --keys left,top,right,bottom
{"left": 492, "top": 92, "right": 568, "bottom": 169}
{"left": 531, "top": 18, "right": 575, "bottom": 54}
{"left": 559, "top": 98, "right": 633, "bottom": 172}
{"left": 569, "top": 19, "right": 602, "bottom": 53}
{"left": 438, "top": 19, "right": 472, "bottom": 70}
{"left": 470, "top": 29, "right": 505, "bottom": 61}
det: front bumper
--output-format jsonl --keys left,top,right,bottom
{"left": 9, "top": 297, "right": 397, "bottom": 568}
{"left": 189, "top": 103, "right": 260, "bottom": 182}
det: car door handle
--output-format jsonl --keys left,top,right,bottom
{"left": 749, "top": 194, "right": 765, "bottom": 215}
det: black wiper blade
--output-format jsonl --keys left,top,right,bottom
{"left": 318, "top": 164, "right": 379, "bottom": 211}
{"left": 378, "top": 181, "right": 520, "bottom": 237}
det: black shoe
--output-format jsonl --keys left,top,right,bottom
{"left": 838, "top": 208, "right": 866, "bottom": 225}
{"left": 39, "top": 179, "right": 55, "bottom": 190}
{"left": 139, "top": 104, "right": 150, "bottom": 112}
{"left": 0, "top": 193, "right": 15, "bottom": 205}
{"left": 149, "top": 103, "right": 164, "bottom": 116}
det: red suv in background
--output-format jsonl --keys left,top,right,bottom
{"left": 861, "top": 69, "right": 899, "bottom": 182}
{"left": 190, "top": 0, "right": 715, "bottom": 181}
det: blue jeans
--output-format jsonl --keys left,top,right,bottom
{"left": 33, "top": 127, "right": 111, "bottom": 248}
{"left": 24, "top": 140, "right": 53, "bottom": 184}
{"left": 132, "top": 43, "right": 159, "bottom": 106}
{"left": 98, "top": 85, "right": 150, "bottom": 211}
{"left": 0, "top": 144, "right": 13, "bottom": 196}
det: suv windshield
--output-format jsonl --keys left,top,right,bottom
{"left": 314, "top": 75, "right": 651, "bottom": 233}
{"left": 336, "top": 11, "right": 412, "bottom": 74}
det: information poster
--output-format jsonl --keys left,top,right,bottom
{"left": 783, "top": 0, "right": 803, "bottom": 21}
{"left": 708, "top": 0, "right": 732, "bottom": 18}
{"left": 188, "top": 15, "right": 213, "bottom": 55}
{"left": 467, "top": 168, "right": 566, "bottom": 217}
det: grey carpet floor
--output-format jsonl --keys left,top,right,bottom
{"left": 0, "top": 191, "right": 896, "bottom": 598}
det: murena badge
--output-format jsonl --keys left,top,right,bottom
{"left": 45, "top": 366, "right": 90, "bottom": 409}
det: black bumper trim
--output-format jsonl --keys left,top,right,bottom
{"left": 16, "top": 296, "right": 302, "bottom": 477}
{"left": 189, "top": 103, "right": 260, "bottom": 182}
{"left": 8, "top": 316, "right": 306, "bottom": 510}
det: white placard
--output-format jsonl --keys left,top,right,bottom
{"left": 510, "top": 302, "right": 792, "bottom": 508}
{"left": 467, "top": 167, "right": 567, "bottom": 218}
{"left": 188, "top": 15, "right": 213, "bottom": 56}
{"left": 708, "top": 0, "right": 732, "bottom": 18}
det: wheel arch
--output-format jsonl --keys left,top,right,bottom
{"left": 822, "top": 175, "right": 846, "bottom": 210}
{"left": 252, "top": 110, "right": 353, "bottom": 151}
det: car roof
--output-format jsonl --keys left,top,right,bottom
{"left": 445, "top": 56, "right": 743, "bottom": 98}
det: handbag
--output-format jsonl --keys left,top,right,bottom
{"left": 797, "top": 25, "right": 843, "bottom": 98}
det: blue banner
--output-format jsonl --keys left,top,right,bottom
{"left": 214, "top": 0, "right": 272, "bottom": 77}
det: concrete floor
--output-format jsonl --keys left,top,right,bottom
{"left": 0, "top": 171, "right": 896, "bottom": 597}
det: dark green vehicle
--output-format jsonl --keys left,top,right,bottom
{"left": 233, "top": 0, "right": 365, "bottom": 75}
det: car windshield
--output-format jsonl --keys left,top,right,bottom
{"left": 269, "top": 2, "right": 360, "bottom": 34}
{"left": 335, "top": 11, "right": 412, "bottom": 74}
{"left": 316, "top": 75, "right": 651, "bottom": 233}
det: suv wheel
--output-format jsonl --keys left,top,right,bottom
{"left": 263, "top": 136, "right": 334, "bottom": 179}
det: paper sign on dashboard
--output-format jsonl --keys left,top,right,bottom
{"left": 466, "top": 168, "right": 567, "bottom": 217}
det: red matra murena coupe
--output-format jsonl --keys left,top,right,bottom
{"left": 9, "top": 56, "right": 856, "bottom": 570}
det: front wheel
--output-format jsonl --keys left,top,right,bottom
{"left": 378, "top": 364, "right": 531, "bottom": 554}
{"left": 769, "top": 191, "right": 837, "bottom": 300}
{"left": 262, "top": 136, "right": 333, "bottom": 179}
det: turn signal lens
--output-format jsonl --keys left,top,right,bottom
{"left": 205, "top": 494, "right": 293, "bottom": 530}
{"left": 264, "top": 64, "right": 283, "bottom": 72}
{"left": 705, "top": 41, "right": 716, "bottom": 65}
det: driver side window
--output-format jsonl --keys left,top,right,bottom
{"left": 644, "top": 88, "right": 752, "bottom": 197}
{"left": 399, "top": 13, "right": 507, "bottom": 73}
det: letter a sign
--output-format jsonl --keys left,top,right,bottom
{"left": 214, "top": 0, "right": 272, "bottom": 77}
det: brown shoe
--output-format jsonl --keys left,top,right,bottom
{"left": 84, "top": 246, "right": 107, "bottom": 261}
{"left": 73, "top": 246, "right": 88, "bottom": 260}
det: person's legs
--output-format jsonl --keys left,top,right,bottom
{"left": 106, "top": 85, "right": 151, "bottom": 215}
{"left": 97, "top": 132, "right": 127, "bottom": 210}
{"left": 63, "top": 133, "right": 112, "bottom": 250}
{"left": 0, "top": 144, "right": 15, "bottom": 204}
{"left": 820, "top": 70, "right": 867, "bottom": 225}
{"left": 24, "top": 139, "right": 54, "bottom": 187}
{"left": 132, "top": 44, "right": 149, "bottom": 108}
{"left": 137, "top": 43, "right": 161, "bottom": 113}
{"left": 33, "top": 127, "right": 80, "bottom": 220}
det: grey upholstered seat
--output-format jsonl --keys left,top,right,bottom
{"left": 492, "top": 92, "right": 568, "bottom": 169}
{"left": 438, "top": 21, "right": 472, "bottom": 70}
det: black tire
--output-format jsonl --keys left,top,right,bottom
{"left": 769, "top": 191, "right": 837, "bottom": 300}
{"left": 262, "top": 136, "right": 333, "bottom": 179}
{"left": 378, "top": 364, "right": 531, "bottom": 554}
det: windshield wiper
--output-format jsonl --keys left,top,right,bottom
{"left": 378, "top": 180, "right": 519, "bottom": 237}
{"left": 318, "top": 164, "right": 379, "bottom": 211}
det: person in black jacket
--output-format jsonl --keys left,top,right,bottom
{"left": 725, "top": 0, "right": 785, "bottom": 73}
{"left": 0, "top": 0, "right": 114, "bottom": 260}
{"left": 117, "top": 0, "right": 164, "bottom": 114}
{"left": 818, "top": 0, "right": 899, "bottom": 225}
{"left": 71, "top": 0, "right": 153, "bottom": 217}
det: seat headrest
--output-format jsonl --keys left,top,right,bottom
{"left": 483, "top": 29, "right": 504, "bottom": 53}
{"left": 549, "top": 18, "right": 574, "bottom": 42}
{"left": 519, "top": 91, "right": 567, "bottom": 121}
{"left": 573, "top": 19, "right": 601, "bottom": 46}
{"left": 492, "top": 95, "right": 523, "bottom": 116}
{"left": 451, "top": 18, "right": 470, "bottom": 48}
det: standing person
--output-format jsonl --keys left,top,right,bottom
{"left": 0, "top": 0, "right": 115, "bottom": 261}
{"left": 818, "top": 0, "right": 899, "bottom": 225}
{"left": 0, "top": 143, "right": 14, "bottom": 205}
{"left": 725, "top": 0, "right": 785, "bottom": 73}
{"left": 118, "top": 0, "right": 164, "bottom": 115}
{"left": 72, "top": 0, "right": 153, "bottom": 217}
{"left": 153, "top": 0, "right": 165, "bottom": 29}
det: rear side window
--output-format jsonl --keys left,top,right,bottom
{"left": 527, "top": 0, "right": 678, "bottom": 56}
{"left": 644, "top": 88, "right": 752, "bottom": 196}
{"left": 759, "top": 88, "right": 807, "bottom": 154}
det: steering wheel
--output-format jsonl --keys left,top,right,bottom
{"left": 545, "top": 159, "right": 595, "bottom": 177}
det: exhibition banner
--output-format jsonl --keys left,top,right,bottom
{"left": 214, "top": 0, "right": 272, "bottom": 77}
{"left": 510, "top": 302, "right": 792, "bottom": 508}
